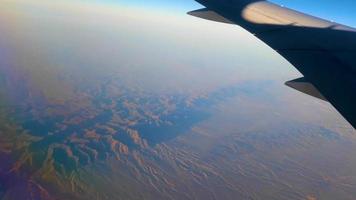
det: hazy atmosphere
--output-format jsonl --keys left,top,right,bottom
{"left": 0, "top": 0, "right": 355, "bottom": 199}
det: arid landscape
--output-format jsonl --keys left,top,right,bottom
{"left": 0, "top": 1, "right": 355, "bottom": 199}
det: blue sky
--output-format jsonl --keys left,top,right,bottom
{"left": 106, "top": 0, "right": 356, "bottom": 27}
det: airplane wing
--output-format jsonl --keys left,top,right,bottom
{"left": 189, "top": 0, "right": 356, "bottom": 128}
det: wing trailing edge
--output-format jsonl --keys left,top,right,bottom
{"left": 286, "top": 77, "right": 327, "bottom": 101}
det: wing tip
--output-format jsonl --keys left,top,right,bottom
{"left": 188, "top": 8, "right": 234, "bottom": 24}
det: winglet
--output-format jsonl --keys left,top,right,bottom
{"left": 285, "top": 77, "right": 327, "bottom": 101}
{"left": 188, "top": 8, "right": 234, "bottom": 24}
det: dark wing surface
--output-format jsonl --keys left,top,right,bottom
{"left": 189, "top": 0, "right": 356, "bottom": 128}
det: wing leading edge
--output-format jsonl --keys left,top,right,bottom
{"left": 189, "top": 0, "right": 356, "bottom": 128}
